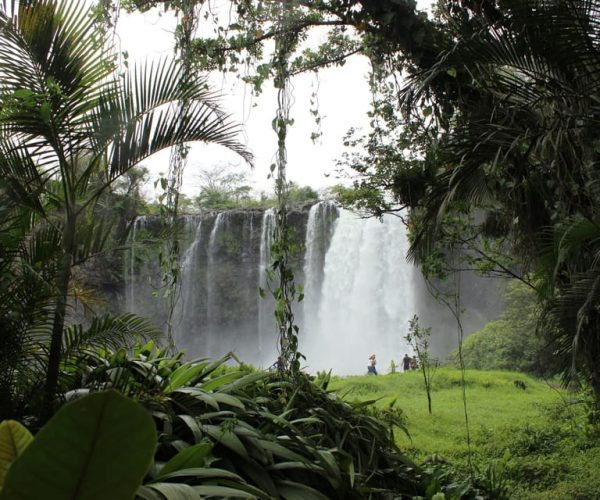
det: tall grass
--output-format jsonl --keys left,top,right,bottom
{"left": 331, "top": 368, "right": 600, "bottom": 499}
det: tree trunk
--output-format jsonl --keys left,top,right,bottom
{"left": 0, "top": 371, "right": 15, "bottom": 420}
{"left": 42, "top": 242, "right": 72, "bottom": 421}
{"left": 426, "top": 386, "right": 432, "bottom": 415}
{"left": 589, "top": 370, "right": 600, "bottom": 417}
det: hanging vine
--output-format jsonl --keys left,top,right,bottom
{"left": 157, "top": 0, "right": 198, "bottom": 350}
{"left": 271, "top": 0, "right": 303, "bottom": 377}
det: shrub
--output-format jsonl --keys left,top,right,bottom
{"left": 450, "top": 281, "right": 546, "bottom": 374}
{"left": 61, "top": 342, "right": 425, "bottom": 498}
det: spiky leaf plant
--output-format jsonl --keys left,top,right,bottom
{"left": 65, "top": 343, "right": 425, "bottom": 499}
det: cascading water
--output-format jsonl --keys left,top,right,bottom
{"left": 174, "top": 219, "right": 203, "bottom": 351}
{"left": 128, "top": 215, "right": 146, "bottom": 311}
{"left": 257, "top": 208, "right": 276, "bottom": 361}
{"left": 123, "top": 203, "right": 499, "bottom": 374}
{"left": 205, "top": 212, "right": 229, "bottom": 356}
{"left": 128, "top": 218, "right": 138, "bottom": 309}
{"left": 300, "top": 209, "right": 415, "bottom": 375}
{"left": 301, "top": 201, "right": 339, "bottom": 338}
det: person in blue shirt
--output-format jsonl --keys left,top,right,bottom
{"left": 367, "top": 354, "right": 378, "bottom": 375}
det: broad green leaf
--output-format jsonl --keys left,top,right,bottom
{"left": 166, "top": 362, "right": 209, "bottom": 392}
{"left": 267, "top": 461, "right": 312, "bottom": 471}
{"left": 137, "top": 482, "right": 198, "bottom": 500}
{"left": 172, "top": 388, "right": 219, "bottom": 410}
{"left": 275, "top": 480, "right": 331, "bottom": 500}
{"left": 289, "top": 417, "right": 322, "bottom": 426}
{"left": 156, "top": 467, "right": 244, "bottom": 482}
{"left": 316, "top": 449, "right": 341, "bottom": 483}
{"left": 203, "top": 425, "right": 248, "bottom": 458}
{"left": 216, "top": 372, "right": 269, "bottom": 393}
{"left": 157, "top": 442, "right": 213, "bottom": 478}
{"left": 199, "top": 371, "right": 244, "bottom": 392}
{"left": 0, "top": 391, "right": 156, "bottom": 500}
{"left": 192, "top": 485, "right": 257, "bottom": 498}
{"left": 176, "top": 414, "right": 204, "bottom": 442}
{"left": 231, "top": 424, "right": 261, "bottom": 439}
{"left": 196, "top": 410, "right": 237, "bottom": 421}
{"left": 210, "top": 393, "right": 246, "bottom": 409}
{"left": 257, "top": 439, "right": 307, "bottom": 463}
{"left": 0, "top": 421, "right": 33, "bottom": 487}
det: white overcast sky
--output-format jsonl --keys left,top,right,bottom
{"left": 114, "top": 1, "right": 433, "bottom": 198}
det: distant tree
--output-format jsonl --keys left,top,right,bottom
{"left": 194, "top": 166, "right": 319, "bottom": 210}
{"left": 404, "top": 315, "right": 437, "bottom": 415}
{"left": 287, "top": 182, "right": 319, "bottom": 205}
{"left": 453, "top": 282, "right": 547, "bottom": 375}
{"left": 195, "top": 164, "right": 253, "bottom": 210}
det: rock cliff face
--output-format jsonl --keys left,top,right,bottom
{"left": 123, "top": 206, "right": 314, "bottom": 365}
{"left": 115, "top": 203, "right": 503, "bottom": 373}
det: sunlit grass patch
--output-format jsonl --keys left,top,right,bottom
{"left": 330, "top": 368, "right": 600, "bottom": 498}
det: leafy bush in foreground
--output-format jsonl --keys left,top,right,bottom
{"left": 61, "top": 342, "right": 424, "bottom": 499}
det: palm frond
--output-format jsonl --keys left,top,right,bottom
{"left": 91, "top": 58, "right": 253, "bottom": 185}
{"left": 62, "top": 313, "right": 163, "bottom": 356}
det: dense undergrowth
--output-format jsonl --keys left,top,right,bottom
{"left": 5, "top": 354, "right": 598, "bottom": 499}
{"left": 332, "top": 368, "right": 600, "bottom": 499}
{"left": 3, "top": 343, "right": 427, "bottom": 498}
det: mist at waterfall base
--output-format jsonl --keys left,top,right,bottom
{"left": 301, "top": 207, "right": 414, "bottom": 375}
{"left": 125, "top": 203, "right": 502, "bottom": 376}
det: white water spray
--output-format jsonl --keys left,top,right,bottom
{"left": 302, "top": 201, "right": 338, "bottom": 338}
{"left": 301, "top": 209, "right": 415, "bottom": 375}
{"left": 173, "top": 219, "right": 203, "bottom": 349}
{"left": 128, "top": 216, "right": 148, "bottom": 313}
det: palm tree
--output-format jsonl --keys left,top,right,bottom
{"left": 401, "top": 0, "right": 600, "bottom": 399}
{"left": 0, "top": 0, "right": 252, "bottom": 418}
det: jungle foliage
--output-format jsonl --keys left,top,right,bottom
{"left": 0, "top": 0, "right": 250, "bottom": 418}
{"left": 123, "top": 0, "right": 600, "bottom": 402}
{"left": 33, "top": 343, "right": 426, "bottom": 499}
{"left": 451, "top": 281, "right": 548, "bottom": 375}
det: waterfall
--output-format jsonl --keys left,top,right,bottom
{"left": 122, "top": 203, "right": 499, "bottom": 374}
{"left": 300, "top": 209, "right": 415, "bottom": 375}
{"left": 257, "top": 208, "right": 276, "bottom": 363}
{"left": 128, "top": 218, "right": 137, "bottom": 310}
{"left": 128, "top": 215, "right": 148, "bottom": 315}
{"left": 206, "top": 212, "right": 229, "bottom": 356}
{"left": 174, "top": 219, "right": 203, "bottom": 351}
{"left": 302, "top": 201, "right": 338, "bottom": 337}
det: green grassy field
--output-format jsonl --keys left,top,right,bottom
{"left": 330, "top": 368, "right": 600, "bottom": 499}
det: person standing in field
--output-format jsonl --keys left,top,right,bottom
{"left": 402, "top": 353, "right": 411, "bottom": 372}
{"left": 368, "top": 354, "right": 378, "bottom": 375}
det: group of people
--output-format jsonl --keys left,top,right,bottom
{"left": 367, "top": 353, "right": 418, "bottom": 376}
